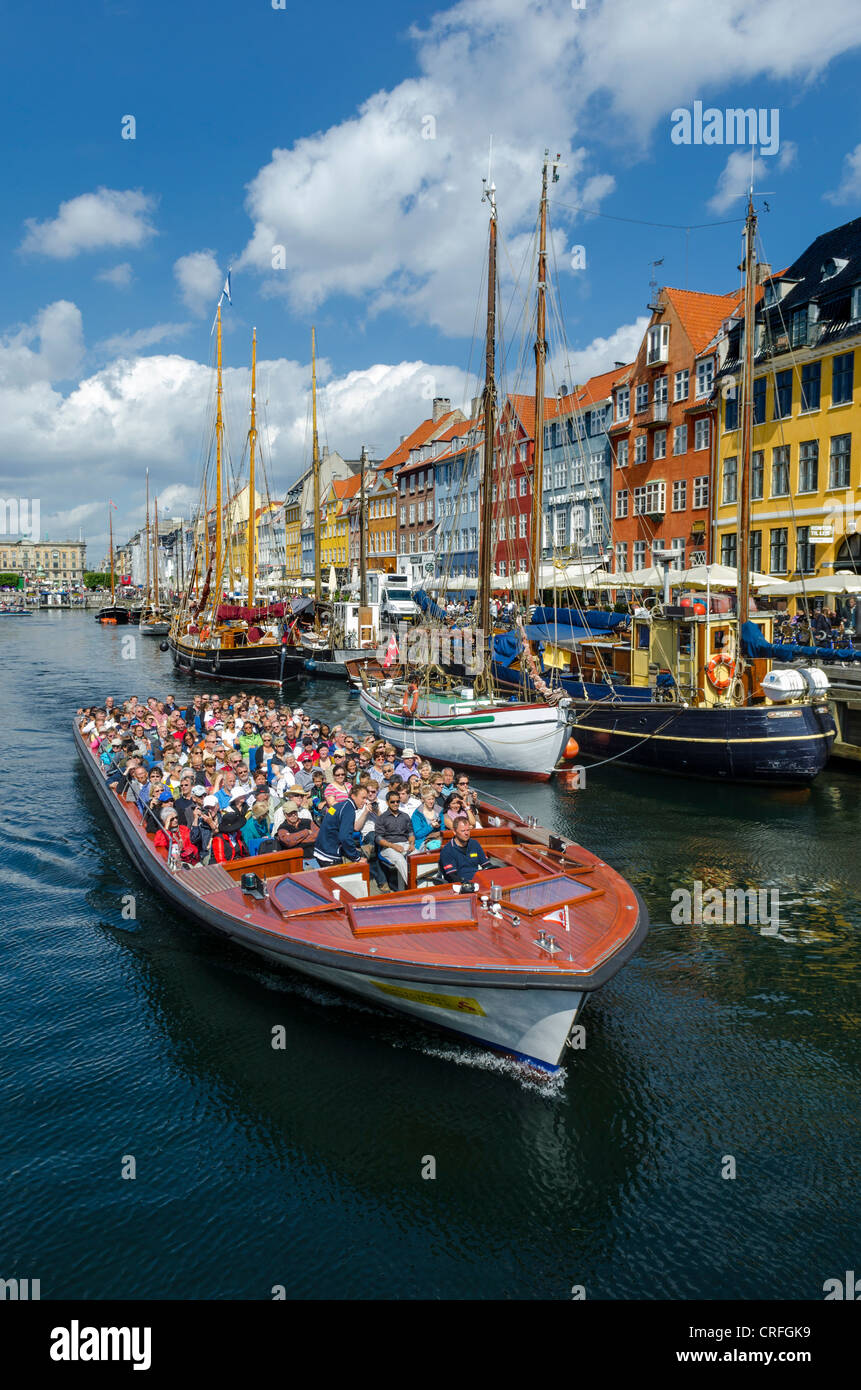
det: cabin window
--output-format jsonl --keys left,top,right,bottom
{"left": 636, "top": 623, "right": 650, "bottom": 650}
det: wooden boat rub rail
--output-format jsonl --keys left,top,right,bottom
{"left": 73, "top": 719, "right": 648, "bottom": 994}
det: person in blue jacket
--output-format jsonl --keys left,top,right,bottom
{"left": 438, "top": 816, "right": 490, "bottom": 885}
{"left": 314, "top": 786, "right": 368, "bottom": 868}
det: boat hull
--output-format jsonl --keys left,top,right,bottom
{"left": 169, "top": 636, "right": 287, "bottom": 687}
{"left": 359, "top": 688, "right": 572, "bottom": 779}
{"left": 300, "top": 646, "right": 376, "bottom": 679}
{"left": 95, "top": 605, "right": 131, "bottom": 625}
{"left": 140, "top": 621, "right": 170, "bottom": 636}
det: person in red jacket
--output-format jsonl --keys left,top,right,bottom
{"left": 154, "top": 806, "right": 199, "bottom": 863}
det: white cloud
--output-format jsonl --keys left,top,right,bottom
{"left": 20, "top": 189, "right": 157, "bottom": 260}
{"left": 548, "top": 318, "right": 649, "bottom": 390}
{"left": 707, "top": 140, "right": 796, "bottom": 214}
{"left": 96, "top": 263, "right": 134, "bottom": 288}
{"left": 174, "top": 250, "right": 224, "bottom": 316}
{"left": 825, "top": 141, "right": 861, "bottom": 203}
{"left": 98, "top": 323, "right": 190, "bottom": 356}
{"left": 0, "top": 301, "right": 84, "bottom": 388}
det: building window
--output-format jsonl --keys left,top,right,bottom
{"left": 653, "top": 429, "right": 667, "bottom": 460}
{"left": 615, "top": 542, "right": 628, "bottom": 572}
{"left": 426, "top": 497, "right": 434, "bottom": 520}
{"left": 555, "top": 511, "right": 567, "bottom": 546}
{"left": 508, "top": 516, "right": 516, "bottom": 541}
{"left": 753, "top": 376, "right": 767, "bottom": 424}
{"left": 694, "top": 418, "right": 710, "bottom": 451}
{"left": 721, "top": 532, "right": 737, "bottom": 567}
{"left": 797, "top": 526, "right": 816, "bottom": 574}
{"left": 669, "top": 538, "right": 686, "bottom": 570}
{"left": 519, "top": 513, "right": 527, "bottom": 538}
{"left": 695, "top": 357, "right": 714, "bottom": 398}
{"left": 829, "top": 433, "right": 851, "bottom": 489}
{"left": 693, "top": 475, "right": 709, "bottom": 509}
{"left": 633, "top": 540, "right": 647, "bottom": 568}
{"left": 801, "top": 360, "right": 821, "bottom": 411}
{"left": 771, "top": 446, "right": 790, "bottom": 497}
{"left": 647, "top": 323, "right": 669, "bottom": 364}
{"left": 519, "top": 476, "right": 527, "bottom": 495}
{"left": 635, "top": 383, "right": 649, "bottom": 413}
{"left": 751, "top": 450, "right": 764, "bottom": 501}
{"left": 615, "top": 386, "right": 630, "bottom": 421}
{"left": 616, "top": 439, "right": 629, "bottom": 468}
{"left": 674, "top": 369, "right": 689, "bottom": 402}
{"left": 408, "top": 504, "right": 415, "bottom": 524}
{"left": 509, "top": 478, "right": 516, "bottom": 499}
{"left": 654, "top": 375, "right": 668, "bottom": 405}
{"left": 616, "top": 489, "right": 629, "bottom": 519}
{"left": 399, "top": 506, "right": 406, "bottom": 526}
{"left": 673, "top": 423, "right": 688, "bottom": 455}
{"left": 554, "top": 461, "right": 567, "bottom": 489}
{"left": 491, "top": 482, "right": 497, "bottom": 503}
{"left": 672, "top": 479, "right": 687, "bottom": 511}
{"left": 798, "top": 440, "right": 819, "bottom": 494}
{"left": 722, "top": 455, "right": 738, "bottom": 504}
{"left": 773, "top": 369, "right": 792, "bottom": 419}
{"left": 832, "top": 351, "right": 854, "bottom": 405}
{"left": 770, "top": 527, "right": 788, "bottom": 574}
{"left": 790, "top": 306, "right": 809, "bottom": 348}
{"left": 634, "top": 435, "right": 647, "bottom": 464}
{"left": 633, "top": 481, "right": 665, "bottom": 515}
{"left": 724, "top": 388, "right": 738, "bottom": 431}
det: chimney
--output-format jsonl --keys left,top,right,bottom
{"left": 756, "top": 262, "right": 772, "bottom": 285}
{"left": 470, "top": 394, "right": 482, "bottom": 419}
{"left": 432, "top": 397, "right": 450, "bottom": 422}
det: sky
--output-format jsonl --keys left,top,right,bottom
{"left": 2, "top": 0, "right": 861, "bottom": 561}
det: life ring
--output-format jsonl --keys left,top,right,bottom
{"left": 200, "top": 626, "right": 210, "bottom": 641}
{"left": 402, "top": 683, "right": 419, "bottom": 715}
{"left": 706, "top": 653, "right": 735, "bottom": 692}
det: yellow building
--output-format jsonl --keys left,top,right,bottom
{"left": 715, "top": 222, "right": 861, "bottom": 586}
{"left": 320, "top": 478, "right": 354, "bottom": 576}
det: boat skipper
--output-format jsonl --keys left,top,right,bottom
{"left": 439, "top": 816, "right": 490, "bottom": 886}
{"left": 313, "top": 785, "right": 369, "bottom": 870}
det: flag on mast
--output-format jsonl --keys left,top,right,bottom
{"left": 220, "top": 269, "right": 232, "bottom": 307}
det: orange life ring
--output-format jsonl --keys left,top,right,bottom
{"left": 200, "top": 626, "right": 210, "bottom": 641}
{"left": 402, "top": 683, "right": 419, "bottom": 715}
{"left": 706, "top": 653, "right": 735, "bottom": 692}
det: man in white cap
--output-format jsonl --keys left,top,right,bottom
{"left": 190, "top": 794, "right": 221, "bottom": 863}
{"left": 394, "top": 748, "right": 418, "bottom": 781}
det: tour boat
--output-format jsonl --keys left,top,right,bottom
{"left": 74, "top": 716, "right": 648, "bottom": 1071}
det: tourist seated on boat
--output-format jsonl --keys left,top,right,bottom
{"left": 395, "top": 748, "right": 418, "bottom": 781}
{"left": 240, "top": 789, "right": 277, "bottom": 857}
{"left": 154, "top": 806, "right": 199, "bottom": 863}
{"left": 124, "top": 763, "right": 150, "bottom": 805}
{"left": 412, "top": 785, "right": 443, "bottom": 852}
{"left": 237, "top": 721, "right": 263, "bottom": 761}
{"left": 188, "top": 796, "right": 222, "bottom": 863}
{"left": 438, "top": 768, "right": 457, "bottom": 803}
{"left": 438, "top": 817, "right": 490, "bottom": 886}
{"left": 173, "top": 774, "right": 197, "bottom": 825}
{"left": 272, "top": 799, "right": 317, "bottom": 851}
{"left": 145, "top": 788, "right": 175, "bottom": 836}
{"left": 325, "top": 766, "right": 351, "bottom": 804}
{"left": 443, "top": 794, "right": 480, "bottom": 832}
{"left": 374, "top": 789, "right": 415, "bottom": 890}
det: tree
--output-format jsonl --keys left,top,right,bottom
{"left": 84, "top": 571, "right": 111, "bottom": 590}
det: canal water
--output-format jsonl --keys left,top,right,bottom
{"left": 1, "top": 611, "right": 858, "bottom": 1299}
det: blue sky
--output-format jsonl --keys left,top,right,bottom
{"left": 1, "top": 0, "right": 861, "bottom": 558}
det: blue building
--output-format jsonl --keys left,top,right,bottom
{"left": 432, "top": 422, "right": 483, "bottom": 579}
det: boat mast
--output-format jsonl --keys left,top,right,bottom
{"left": 477, "top": 179, "right": 498, "bottom": 639}
{"left": 247, "top": 327, "right": 257, "bottom": 609}
{"left": 359, "top": 444, "right": 368, "bottom": 607}
{"left": 144, "top": 469, "right": 151, "bottom": 605}
{"left": 311, "top": 327, "right": 322, "bottom": 603}
{"left": 109, "top": 503, "right": 115, "bottom": 603}
{"left": 153, "top": 495, "right": 160, "bottom": 611}
{"left": 529, "top": 152, "right": 550, "bottom": 608}
{"left": 737, "top": 193, "right": 757, "bottom": 644}
{"left": 214, "top": 302, "right": 224, "bottom": 607}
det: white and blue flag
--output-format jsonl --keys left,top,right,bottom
{"left": 220, "top": 269, "right": 232, "bottom": 306}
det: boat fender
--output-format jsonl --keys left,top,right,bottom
{"left": 159, "top": 641, "right": 169, "bottom": 652}
{"left": 564, "top": 737, "right": 579, "bottom": 760}
{"left": 402, "top": 683, "right": 419, "bottom": 715}
{"left": 706, "top": 654, "right": 735, "bottom": 692}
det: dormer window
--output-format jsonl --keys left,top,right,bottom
{"left": 647, "top": 323, "right": 670, "bottom": 364}
{"left": 763, "top": 282, "right": 776, "bottom": 306}
{"left": 821, "top": 257, "right": 848, "bottom": 281}
{"left": 852, "top": 286, "right": 861, "bottom": 321}
{"left": 790, "top": 306, "right": 808, "bottom": 348}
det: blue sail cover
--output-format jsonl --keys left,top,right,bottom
{"left": 741, "top": 619, "right": 861, "bottom": 663}
{"left": 413, "top": 588, "right": 446, "bottom": 620}
{"left": 530, "top": 606, "right": 629, "bottom": 632}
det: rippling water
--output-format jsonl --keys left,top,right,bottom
{"left": 0, "top": 612, "right": 858, "bottom": 1299}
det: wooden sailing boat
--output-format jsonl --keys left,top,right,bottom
{"left": 168, "top": 305, "right": 289, "bottom": 685}
{"left": 353, "top": 176, "right": 574, "bottom": 778}
{"left": 95, "top": 500, "right": 130, "bottom": 623}
{"left": 490, "top": 182, "right": 836, "bottom": 783}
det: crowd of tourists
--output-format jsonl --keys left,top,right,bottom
{"left": 78, "top": 693, "right": 492, "bottom": 890}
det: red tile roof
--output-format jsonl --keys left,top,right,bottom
{"left": 379, "top": 410, "right": 462, "bottom": 472}
{"left": 662, "top": 287, "right": 743, "bottom": 355}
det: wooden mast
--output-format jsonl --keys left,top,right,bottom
{"left": 214, "top": 302, "right": 224, "bottom": 609}
{"left": 311, "top": 327, "right": 322, "bottom": 603}
{"left": 477, "top": 181, "right": 498, "bottom": 639}
{"left": 529, "top": 153, "right": 550, "bottom": 607}
{"left": 247, "top": 327, "right": 257, "bottom": 609}
{"left": 109, "top": 503, "right": 115, "bottom": 603}
{"left": 737, "top": 192, "right": 757, "bottom": 686}
{"left": 153, "top": 495, "right": 160, "bottom": 611}
{"left": 359, "top": 444, "right": 368, "bottom": 607}
{"left": 144, "top": 469, "right": 151, "bottom": 606}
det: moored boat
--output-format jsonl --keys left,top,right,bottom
{"left": 74, "top": 714, "right": 648, "bottom": 1071}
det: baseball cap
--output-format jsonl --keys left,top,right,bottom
{"left": 281, "top": 799, "right": 298, "bottom": 815}
{"left": 158, "top": 791, "right": 174, "bottom": 802}
{"left": 253, "top": 786, "right": 270, "bottom": 800}
{"left": 191, "top": 784, "right": 207, "bottom": 797}
{"left": 203, "top": 795, "right": 219, "bottom": 808}
{"left": 402, "top": 748, "right": 416, "bottom": 758}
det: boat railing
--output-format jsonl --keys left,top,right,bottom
{"left": 473, "top": 787, "right": 524, "bottom": 823}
